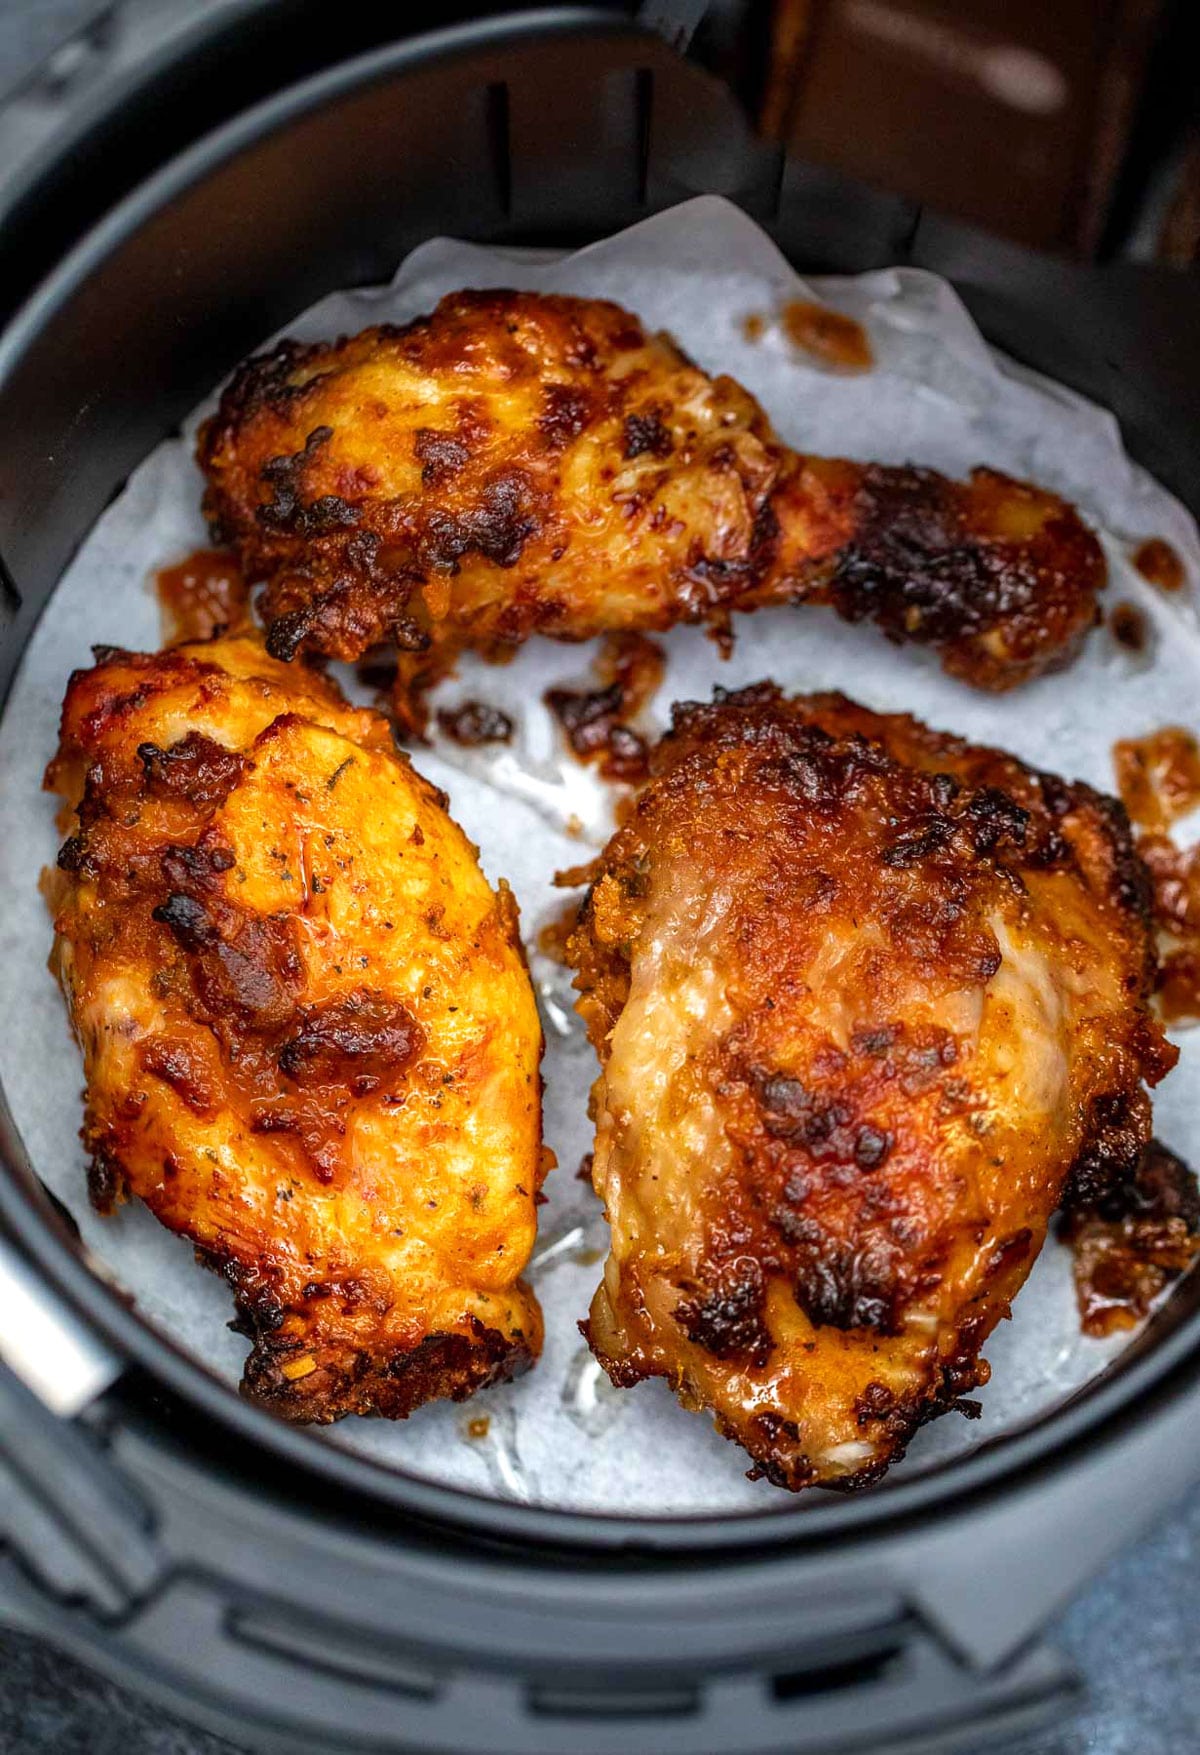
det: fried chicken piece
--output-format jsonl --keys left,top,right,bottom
{"left": 45, "top": 632, "right": 545, "bottom": 1421}
{"left": 198, "top": 291, "right": 1103, "bottom": 695}
{"left": 567, "top": 685, "right": 1174, "bottom": 1490}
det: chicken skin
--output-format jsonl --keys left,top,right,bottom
{"left": 568, "top": 686, "right": 1173, "bottom": 1490}
{"left": 45, "top": 633, "right": 545, "bottom": 1421}
{"left": 199, "top": 291, "right": 1104, "bottom": 696}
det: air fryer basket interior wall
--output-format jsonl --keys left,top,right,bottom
{"left": 2, "top": 9, "right": 1200, "bottom": 1753}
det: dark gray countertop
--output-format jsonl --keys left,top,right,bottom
{"left": 0, "top": 2, "right": 1197, "bottom": 1750}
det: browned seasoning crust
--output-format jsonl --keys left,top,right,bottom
{"left": 567, "top": 685, "right": 1173, "bottom": 1491}
{"left": 45, "top": 632, "right": 545, "bottom": 1422}
{"left": 198, "top": 290, "right": 1105, "bottom": 695}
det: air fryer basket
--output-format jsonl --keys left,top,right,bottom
{"left": 2, "top": 9, "right": 1200, "bottom": 1753}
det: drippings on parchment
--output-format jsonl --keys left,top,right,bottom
{"left": 436, "top": 700, "right": 515, "bottom": 747}
{"left": 1133, "top": 536, "right": 1185, "bottom": 594}
{"left": 388, "top": 649, "right": 459, "bottom": 744}
{"left": 781, "top": 299, "right": 874, "bottom": 373}
{"left": 546, "top": 691, "right": 649, "bottom": 779}
{"left": 1129, "top": 831, "right": 1200, "bottom": 1025}
{"left": 599, "top": 631, "right": 666, "bottom": 718}
{"left": 1060, "top": 1139, "right": 1200, "bottom": 1336}
{"left": 545, "top": 632, "right": 665, "bottom": 783}
{"left": 1157, "top": 948, "right": 1200, "bottom": 1026}
{"left": 739, "top": 301, "right": 874, "bottom": 373}
{"left": 1113, "top": 727, "right": 1200, "bottom": 831}
{"left": 1109, "top": 601, "right": 1150, "bottom": 653}
{"left": 1113, "top": 734, "right": 1200, "bottom": 1025}
{"left": 389, "top": 640, "right": 520, "bottom": 745}
{"left": 1139, "top": 834, "right": 1200, "bottom": 937}
{"left": 155, "top": 549, "right": 251, "bottom": 644}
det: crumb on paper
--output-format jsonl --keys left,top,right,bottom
{"left": 1109, "top": 601, "right": 1150, "bottom": 653}
{"left": 706, "top": 612, "right": 736, "bottom": 659}
{"left": 536, "top": 900, "right": 581, "bottom": 966}
{"left": 553, "top": 856, "right": 603, "bottom": 890}
{"left": 436, "top": 700, "right": 515, "bottom": 747}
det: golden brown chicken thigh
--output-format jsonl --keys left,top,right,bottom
{"left": 199, "top": 291, "right": 1103, "bottom": 695}
{"left": 46, "top": 632, "right": 545, "bottom": 1421}
{"left": 568, "top": 686, "right": 1173, "bottom": 1489}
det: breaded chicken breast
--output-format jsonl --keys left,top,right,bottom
{"left": 568, "top": 686, "right": 1173, "bottom": 1489}
{"left": 46, "top": 632, "right": 545, "bottom": 1421}
{"left": 198, "top": 291, "right": 1104, "bottom": 695}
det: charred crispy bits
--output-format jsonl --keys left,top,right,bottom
{"left": 46, "top": 633, "right": 545, "bottom": 1421}
{"left": 567, "top": 685, "right": 1173, "bottom": 1490}
{"left": 1060, "top": 1138, "right": 1200, "bottom": 1337}
{"left": 198, "top": 290, "right": 1104, "bottom": 693}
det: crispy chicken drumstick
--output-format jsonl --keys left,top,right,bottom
{"left": 199, "top": 291, "right": 1104, "bottom": 694}
{"left": 46, "top": 633, "right": 545, "bottom": 1421}
{"left": 568, "top": 686, "right": 1173, "bottom": 1489}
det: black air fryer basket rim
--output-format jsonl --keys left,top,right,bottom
{"left": 1, "top": 1, "right": 1198, "bottom": 1564}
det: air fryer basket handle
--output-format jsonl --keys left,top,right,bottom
{"left": 0, "top": 1230, "right": 121, "bottom": 1416}
{"left": 0, "top": 1232, "right": 140, "bottom": 1618}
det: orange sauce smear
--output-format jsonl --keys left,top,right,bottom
{"left": 1132, "top": 537, "right": 1185, "bottom": 594}
{"left": 781, "top": 299, "right": 874, "bottom": 373}
{"left": 155, "top": 549, "right": 251, "bottom": 645}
